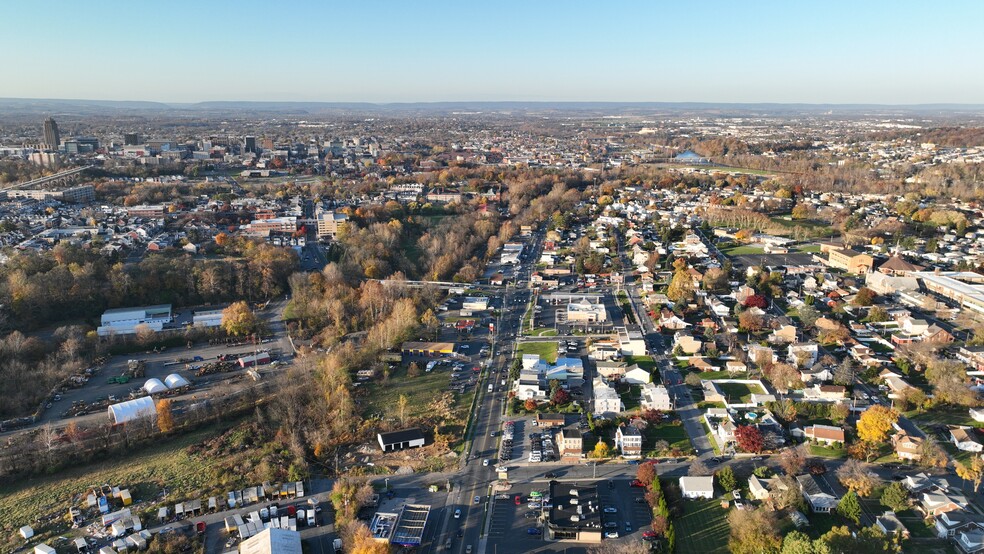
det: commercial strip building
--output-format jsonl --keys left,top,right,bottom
{"left": 545, "top": 481, "right": 602, "bottom": 543}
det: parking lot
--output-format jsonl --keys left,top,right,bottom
{"left": 484, "top": 479, "right": 653, "bottom": 554}
{"left": 596, "top": 478, "right": 653, "bottom": 541}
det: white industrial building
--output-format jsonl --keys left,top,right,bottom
{"left": 97, "top": 304, "right": 172, "bottom": 336}
{"left": 192, "top": 308, "right": 224, "bottom": 328}
{"left": 107, "top": 396, "right": 157, "bottom": 425}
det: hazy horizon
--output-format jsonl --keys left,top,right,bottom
{"left": 4, "top": 0, "right": 984, "bottom": 105}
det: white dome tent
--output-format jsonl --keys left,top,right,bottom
{"left": 107, "top": 396, "right": 156, "bottom": 425}
{"left": 163, "top": 373, "right": 190, "bottom": 389}
{"left": 143, "top": 378, "right": 168, "bottom": 395}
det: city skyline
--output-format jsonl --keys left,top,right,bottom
{"left": 3, "top": 0, "right": 984, "bottom": 105}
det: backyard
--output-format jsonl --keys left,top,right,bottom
{"left": 716, "top": 382, "right": 765, "bottom": 404}
{"left": 673, "top": 498, "right": 729, "bottom": 554}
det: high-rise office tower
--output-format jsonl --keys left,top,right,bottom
{"left": 43, "top": 117, "right": 60, "bottom": 150}
{"left": 244, "top": 136, "right": 257, "bottom": 154}
{"left": 124, "top": 133, "right": 141, "bottom": 145}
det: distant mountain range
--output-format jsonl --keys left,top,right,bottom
{"left": 1, "top": 97, "right": 983, "bottom": 117}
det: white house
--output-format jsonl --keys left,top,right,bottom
{"left": 640, "top": 383, "right": 672, "bottom": 411}
{"left": 679, "top": 476, "right": 715, "bottom": 499}
{"left": 615, "top": 425, "right": 643, "bottom": 458}
{"left": 797, "top": 474, "right": 839, "bottom": 513}
{"left": 593, "top": 377, "right": 624, "bottom": 415}
{"left": 623, "top": 366, "right": 652, "bottom": 385}
{"left": 788, "top": 343, "right": 819, "bottom": 368}
{"left": 949, "top": 426, "right": 983, "bottom": 453}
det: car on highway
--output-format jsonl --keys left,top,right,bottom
{"left": 514, "top": 495, "right": 522, "bottom": 505}
{"left": 474, "top": 496, "right": 481, "bottom": 504}
{"left": 603, "top": 506, "right": 617, "bottom": 513}
{"left": 454, "top": 509, "right": 461, "bottom": 518}
{"left": 544, "top": 472, "right": 557, "bottom": 478}
{"left": 483, "top": 459, "right": 490, "bottom": 466}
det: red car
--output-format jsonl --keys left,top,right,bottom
{"left": 643, "top": 530, "right": 657, "bottom": 541}
{"left": 630, "top": 479, "right": 645, "bottom": 488}
{"left": 514, "top": 495, "right": 522, "bottom": 505}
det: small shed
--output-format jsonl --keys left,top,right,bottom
{"left": 157, "top": 507, "right": 168, "bottom": 523}
{"left": 19, "top": 526, "right": 33, "bottom": 540}
{"left": 120, "top": 489, "right": 132, "bottom": 506}
{"left": 73, "top": 537, "right": 87, "bottom": 552}
{"left": 34, "top": 546, "right": 56, "bottom": 554}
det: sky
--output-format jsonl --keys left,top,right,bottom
{"left": 2, "top": 0, "right": 983, "bottom": 105}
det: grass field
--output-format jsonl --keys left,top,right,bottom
{"left": 0, "top": 424, "right": 233, "bottom": 551}
{"left": 528, "top": 328, "right": 558, "bottom": 337}
{"left": 716, "top": 382, "right": 765, "bottom": 404}
{"left": 797, "top": 244, "right": 822, "bottom": 253}
{"left": 518, "top": 341, "right": 558, "bottom": 363}
{"left": 674, "top": 498, "right": 730, "bottom": 554}
{"left": 910, "top": 406, "right": 984, "bottom": 429}
{"left": 721, "top": 245, "right": 766, "bottom": 256}
{"left": 645, "top": 423, "right": 691, "bottom": 454}
{"left": 362, "top": 363, "right": 471, "bottom": 427}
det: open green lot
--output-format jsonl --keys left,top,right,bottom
{"left": 716, "top": 382, "right": 765, "bottom": 404}
{"left": 362, "top": 363, "right": 474, "bottom": 441}
{"left": 721, "top": 245, "right": 765, "bottom": 256}
{"left": 674, "top": 498, "right": 730, "bottom": 554}
{"left": 909, "top": 405, "right": 984, "bottom": 429}
{"left": 645, "top": 422, "right": 691, "bottom": 454}
{"left": 518, "top": 341, "right": 558, "bottom": 363}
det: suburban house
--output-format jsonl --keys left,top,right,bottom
{"left": 892, "top": 431, "right": 924, "bottom": 462}
{"left": 950, "top": 426, "right": 984, "bottom": 453}
{"left": 803, "top": 424, "right": 845, "bottom": 446}
{"left": 658, "top": 310, "right": 690, "bottom": 331}
{"left": 920, "top": 490, "right": 970, "bottom": 517}
{"left": 875, "top": 512, "right": 909, "bottom": 539}
{"left": 788, "top": 343, "right": 820, "bottom": 367}
{"left": 725, "top": 360, "right": 747, "bottom": 374}
{"left": 747, "top": 344, "right": 778, "bottom": 365}
{"left": 935, "top": 511, "right": 984, "bottom": 539}
{"left": 797, "top": 474, "right": 839, "bottom": 513}
{"left": 679, "top": 476, "right": 715, "bottom": 499}
{"left": 614, "top": 425, "right": 643, "bottom": 458}
{"left": 377, "top": 428, "right": 426, "bottom": 452}
{"left": 748, "top": 475, "right": 784, "bottom": 501}
{"left": 770, "top": 325, "right": 798, "bottom": 344}
{"left": 673, "top": 332, "right": 704, "bottom": 355}
{"left": 640, "top": 383, "right": 672, "bottom": 411}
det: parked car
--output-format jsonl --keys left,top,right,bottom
{"left": 527, "top": 528, "right": 542, "bottom": 535}
{"left": 454, "top": 509, "right": 461, "bottom": 518}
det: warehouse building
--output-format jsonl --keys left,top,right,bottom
{"left": 97, "top": 304, "right": 172, "bottom": 336}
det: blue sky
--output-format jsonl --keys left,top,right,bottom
{"left": 2, "top": 0, "right": 982, "bottom": 104}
